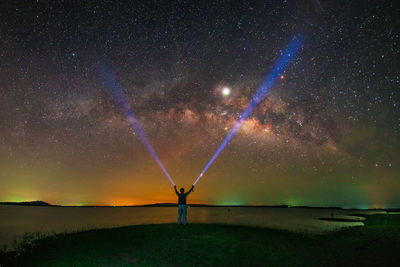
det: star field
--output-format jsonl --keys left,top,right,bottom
{"left": 0, "top": 0, "right": 399, "bottom": 207}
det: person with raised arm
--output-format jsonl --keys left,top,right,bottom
{"left": 174, "top": 185, "right": 194, "bottom": 225}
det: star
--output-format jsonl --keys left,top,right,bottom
{"left": 222, "top": 87, "right": 231, "bottom": 97}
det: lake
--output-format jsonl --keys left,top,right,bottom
{"left": 0, "top": 205, "right": 380, "bottom": 250}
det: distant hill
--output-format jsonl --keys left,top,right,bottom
{"left": 0, "top": 201, "right": 53, "bottom": 206}
{"left": 139, "top": 203, "right": 176, "bottom": 207}
{"left": 0, "top": 201, "right": 345, "bottom": 209}
{"left": 3, "top": 201, "right": 396, "bottom": 210}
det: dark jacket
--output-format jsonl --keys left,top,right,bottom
{"left": 174, "top": 186, "right": 194, "bottom": 205}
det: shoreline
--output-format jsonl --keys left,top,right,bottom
{"left": 1, "top": 214, "right": 399, "bottom": 266}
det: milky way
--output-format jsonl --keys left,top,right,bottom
{"left": 0, "top": 1, "right": 399, "bottom": 207}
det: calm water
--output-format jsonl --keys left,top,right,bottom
{"left": 0, "top": 205, "right": 379, "bottom": 250}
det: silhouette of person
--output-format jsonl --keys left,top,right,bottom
{"left": 174, "top": 185, "right": 194, "bottom": 225}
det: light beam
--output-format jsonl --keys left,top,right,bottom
{"left": 193, "top": 35, "right": 304, "bottom": 186}
{"left": 101, "top": 68, "right": 175, "bottom": 186}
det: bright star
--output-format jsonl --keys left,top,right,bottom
{"left": 222, "top": 87, "right": 231, "bottom": 96}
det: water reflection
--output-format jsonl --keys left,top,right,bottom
{"left": 0, "top": 205, "right": 375, "bottom": 250}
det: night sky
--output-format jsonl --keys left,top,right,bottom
{"left": 1, "top": 0, "right": 399, "bottom": 208}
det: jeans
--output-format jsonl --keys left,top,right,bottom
{"left": 178, "top": 204, "right": 187, "bottom": 225}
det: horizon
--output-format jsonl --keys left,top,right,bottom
{"left": 1, "top": 200, "right": 399, "bottom": 210}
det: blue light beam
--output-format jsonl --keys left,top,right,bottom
{"left": 101, "top": 68, "right": 175, "bottom": 186}
{"left": 193, "top": 36, "right": 304, "bottom": 186}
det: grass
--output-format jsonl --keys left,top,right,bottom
{"left": 1, "top": 214, "right": 399, "bottom": 266}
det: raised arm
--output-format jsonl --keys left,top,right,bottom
{"left": 174, "top": 185, "right": 179, "bottom": 195}
{"left": 185, "top": 185, "right": 194, "bottom": 195}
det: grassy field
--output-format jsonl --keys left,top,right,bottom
{"left": 1, "top": 214, "right": 399, "bottom": 266}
